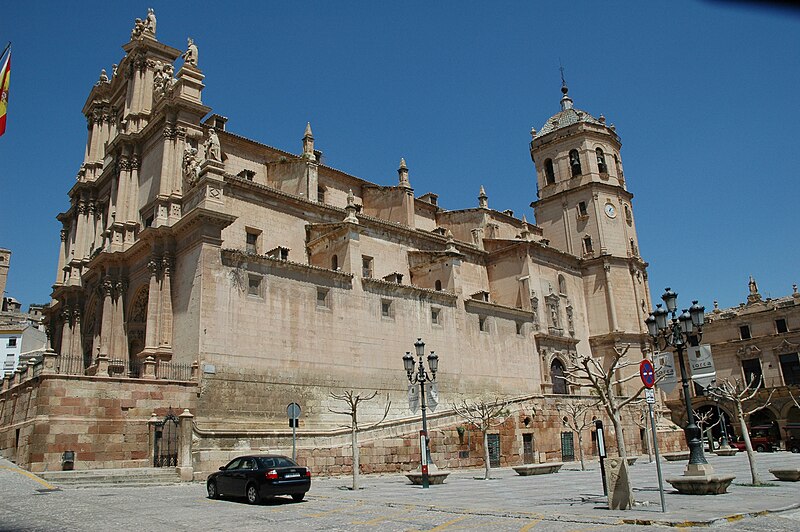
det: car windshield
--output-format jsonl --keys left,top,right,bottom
{"left": 258, "top": 457, "right": 298, "bottom": 468}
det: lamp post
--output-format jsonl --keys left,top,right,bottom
{"left": 644, "top": 288, "right": 708, "bottom": 466}
{"left": 403, "top": 338, "right": 438, "bottom": 489}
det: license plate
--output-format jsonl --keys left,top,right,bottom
{"left": 285, "top": 473, "right": 300, "bottom": 478}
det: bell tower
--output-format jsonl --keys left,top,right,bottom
{"left": 530, "top": 82, "right": 651, "bottom": 340}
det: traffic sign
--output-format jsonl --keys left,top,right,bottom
{"left": 645, "top": 388, "right": 656, "bottom": 404}
{"left": 688, "top": 344, "right": 716, "bottom": 389}
{"left": 653, "top": 352, "right": 678, "bottom": 394}
{"left": 640, "top": 360, "right": 656, "bottom": 389}
{"left": 287, "top": 402, "right": 301, "bottom": 419}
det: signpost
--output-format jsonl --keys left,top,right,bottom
{"left": 287, "top": 402, "right": 301, "bottom": 461}
{"left": 595, "top": 419, "right": 607, "bottom": 496}
{"left": 688, "top": 344, "right": 716, "bottom": 389}
{"left": 653, "top": 351, "right": 678, "bottom": 394}
{"left": 640, "top": 360, "right": 666, "bottom": 513}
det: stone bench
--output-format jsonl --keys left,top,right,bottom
{"left": 770, "top": 468, "right": 800, "bottom": 482}
{"left": 513, "top": 462, "right": 563, "bottom": 476}
{"left": 662, "top": 451, "right": 690, "bottom": 462}
{"left": 714, "top": 447, "right": 738, "bottom": 456}
{"left": 405, "top": 470, "right": 449, "bottom": 485}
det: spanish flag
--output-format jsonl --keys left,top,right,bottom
{"left": 0, "top": 49, "right": 10, "bottom": 137}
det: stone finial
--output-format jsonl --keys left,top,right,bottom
{"left": 560, "top": 83, "right": 573, "bottom": 111}
{"left": 344, "top": 189, "right": 359, "bottom": 224}
{"left": 520, "top": 214, "right": 531, "bottom": 241}
{"left": 398, "top": 158, "right": 410, "bottom": 188}
{"left": 713, "top": 300, "right": 720, "bottom": 312}
{"left": 599, "top": 115, "right": 606, "bottom": 124}
{"left": 445, "top": 230, "right": 460, "bottom": 255}
{"left": 478, "top": 185, "right": 488, "bottom": 209}
{"left": 302, "top": 122, "right": 315, "bottom": 160}
{"left": 793, "top": 284, "right": 799, "bottom": 297}
{"left": 183, "top": 37, "right": 198, "bottom": 67}
{"left": 96, "top": 69, "right": 109, "bottom": 85}
{"left": 530, "top": 127, "right": 537, "bottom": 138}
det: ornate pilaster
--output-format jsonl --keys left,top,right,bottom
{"left": 98, "top": 277, "right": 114, "bottom": 358}
{"left": 159, "top": 255, "right": 174, "bottom": 352}
{"left": 145, "top": 259, "right": 161, "bottom": 353}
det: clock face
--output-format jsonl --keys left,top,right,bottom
{"left": 604, "top": 203, "right": 617, "bottom": 219}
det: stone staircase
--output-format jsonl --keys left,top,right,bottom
{"left": 37, "top": 467, "right": 182, "bottom": 488}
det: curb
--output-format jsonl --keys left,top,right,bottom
{"left": 621, "top": 502, "right": 800, "bottom": 528}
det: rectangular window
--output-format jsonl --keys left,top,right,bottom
{"left": 247, "top": 274, "right": 262, "bottom": 297}
{"left": 776, "top": 318, "right": 789, "bottom": 334}
{"left": 316, "top": 288, "right": 329, "bottom": 309}
{"left": 381, "top": 299, "right": 393, "bottom": 318}
{"left": 362, "top": 256, "right": 373, "bottom": 278}
{"left": 739, "top": 325, "right": 751, "bottom": 340}
{"left": 479, "top": 316, "right": 488, "bottom": 333}
{"left": 246, "top": 230, "right": 259, "bottom": 254}
{"left": 577, "top": 201, "right": 588, "bottom": 217}
{"left": 7, "top": 338, "right": 16, "bottom": 348}
{"left": 516, "top": 321, "right": 524, "bottom": 335}
{"left": 779, "top": 353, "right": 800, "bottom": 386}
{"left": 431, "top": 307, "right": 440, "bottom": 326}
{"left": 741, "top": 358, "right": 763, "bottom": 386}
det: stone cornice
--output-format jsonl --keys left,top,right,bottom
{"left": 533, "top": 331, "right": 580, "bottom": 347}
{"left": 361, "top": 277, "right": 458, "bottom": 304}
{"left": 221, "top": 248, "right": 354, "bottom": 284}
{"left": 531, "top": 180, "right": 634, "bottom": 209}
{"left": 464, "top": 298, "right": 534, "bottom": 320}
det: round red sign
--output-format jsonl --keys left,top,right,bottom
{"left": 639, "top": 360, "right": 656, "bottom": 389}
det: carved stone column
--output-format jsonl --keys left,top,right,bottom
{"left": 110, "top": 279, "right": 128, "bottom": 363}
{"left": 177, "top": 409, "right": 195, "bottom": 481}
{"left": 71, "top": 309, "right": 83, "bottom": 363}
{"left": 55, "top": 226, "right": 68, "bottom": 285}
{"left": 145, "top": 259, "right": 161, "bottom": 354}
{"left": 98, "top": 277, "right": 114, "bottom": 358}
{"left": 59, "top": 305, "right": 73, "bottom": 357}
{"left": 159, "top": 256, "right": 173, "bottom": 353}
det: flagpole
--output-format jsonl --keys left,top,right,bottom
{"left": 0, "top": 42, "right": 10, "bottom": 61}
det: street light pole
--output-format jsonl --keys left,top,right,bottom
{"left": 403, "top": 338, "right": 438, "bottom": 489}
{"left": 645, "top": 288, "right": 708, "bottom": 466}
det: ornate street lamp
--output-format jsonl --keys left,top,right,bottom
{"left": 403, "top": 338, "right": 438, "bottom": 488}
{"left": 645, "top": 288, "right": 708, "bottom": 466}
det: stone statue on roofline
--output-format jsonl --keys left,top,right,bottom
{"left": 183, "top": 38, "right": 199, "bottom": 67}
{"left": 182, "top": 146, "right": 201, "bottom": 186}
{"left": 146, "top": 8, "right": 157, "bottom": 35}
{"left": 152, "top": 61, "right": 175, "bottom": 99}
{"left": 131, "top": 18, "right": 146, "bottom": 40}
{"left": 204, "top": 128, "right": 222, "bottom": 162}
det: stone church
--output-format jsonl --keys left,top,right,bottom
{"left": 0, "top": 13, "right": 683, "bottom": 476}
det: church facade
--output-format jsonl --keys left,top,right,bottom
{"left": 0, "top": 13, "right": 684, "bottom": 476}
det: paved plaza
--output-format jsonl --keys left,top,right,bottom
{"left": 0, "top": 452, "right": 799, "bottom": 531}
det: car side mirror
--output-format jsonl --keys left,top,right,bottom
{"left": 219, "top": 466, "right": 226, "bottom": 471}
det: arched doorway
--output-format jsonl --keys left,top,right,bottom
{"left": 551, "top": 358, "right": 567, "bottom": 394}
{"left": 749, "top": 408, "right": 780, "bottom": 444}
{"left": 694, "top": 404, "right": 734, "bottom": 445}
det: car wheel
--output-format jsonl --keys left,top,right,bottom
{"left": 791, "top": 446, "right": 799, "bottom": 454}
{"left": 291, "top": 493, "right": 305, "bottom": 502}
{"left": 246, "top": 483, "right": 260, "bottom": 504}
{"left": 207, "top": 480, "right": 219, "bottom": 500}
{"left": 755, "top": 445, "right": 765, "bottom": 452}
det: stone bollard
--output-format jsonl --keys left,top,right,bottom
{"left": 143, "top": 356, "right": 157, "bottom": 378}
{"left": 148, "top": 412, "right": 159, "bottom": 466}
{"left": 96, "top": 354, "right": 110, "bottom": 376}
{"left": 605, "top": 458, "right": 634, "bottom": 510}
{"left": 190, "top": 360, "right": 199, "bottom": 381}
{"left": 41, "top": 349, "right": 58, "bottom": 375}
{"left": 177, "top": 409, "right": 194, "bottom": 481}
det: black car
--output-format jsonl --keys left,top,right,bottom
{"left": 206, "top": 454, "right": 311, "bottom": 504}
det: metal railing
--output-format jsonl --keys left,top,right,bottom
{"left": 51, "top": 354, "right": 194, "bottom": 381}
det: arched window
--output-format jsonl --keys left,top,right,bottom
{"left": 624, "top": 205, "right": 632, "bottom": 224}
{"left": 331, "top": 254, "right": 338, "bottom": 271}
{"left": 583, "top": 236, "right": 593, "bottom": 254}
{"left": 435, "top": 280, "right": 442, "bottom": 291}
{"left": 596, "top": 148, "right": 607, "bottom": 173}
{"left": 317, "top": 186, "right": 326, "bottom": 203}
{"left": 569, "top": 150, "right": 582, "bottom": 177}
{"left": 614, "top": 154, "right": 623, "bottom": 178}
{"left": 544, "top": 159, "right": 555, "bottom": 185}
{"left": 551, "top": 359, "right": 568, "bottom": 394}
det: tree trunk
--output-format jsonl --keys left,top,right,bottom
{"left": 736, "top": 406, "right": 762, "bottom": 485}
{"left": 483, "top": 430, "right": 491, "bottom": 480}
{"left": 611, "top": 412, "right": 627, "bottom": 460}
{"left": 577, "top": 431, "right": 586, "bottom": 471}
{"left": 351, "top": 427, "right": 360, "bottom": 490}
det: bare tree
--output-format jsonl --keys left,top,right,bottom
{"left": 693, "top": 408, "right": 722, "bottom": 452}
{"left": 707, "top": 377, "right": 775, "bottom": 485}
{"left": 563, "top": 344, "right": 645, "bottom": 459}
{"left": 452, "top": 397, "right": 512, "bottom": 480}
{"left": 556, "top": 401, "right": 592, "bottom": 470}
{"left": 328, "top": 390, "right": 390, "bottom": 490}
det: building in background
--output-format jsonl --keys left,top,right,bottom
{"left": 665, "top": 279, "right": 800, "bottom": 449}
{"left": 1, "top": 11, "right": 683, "bottom": 475}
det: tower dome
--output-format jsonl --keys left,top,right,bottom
{"left": 533, "top": 84, "right": 603, "bottom": 139}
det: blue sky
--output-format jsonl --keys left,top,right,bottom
{"left": 1, "top": 1, "right": 799, "bottom": 314}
